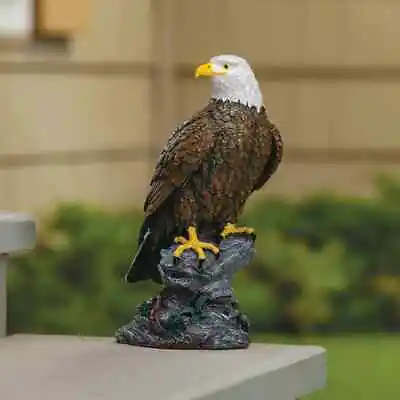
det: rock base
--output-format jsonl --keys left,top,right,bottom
{"left": 115, "top": 235, "right": 255, "bottom": 350}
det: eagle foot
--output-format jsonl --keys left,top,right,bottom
{"left": 221, "top": 223, "right": 256, "bottom": 240}
{"left": 173, "top": 226, "right": 220, "bottom": 262}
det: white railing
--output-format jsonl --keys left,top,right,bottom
{"left": 0, "top": 212, "right": 36, "bottom": 337}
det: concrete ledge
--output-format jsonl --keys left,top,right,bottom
{"left": 0, "top": 211, "right": 36, "bottom": 254}
{"left": 0, "top": 335, "right": 326, "bottom": 400}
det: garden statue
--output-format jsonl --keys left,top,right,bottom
{"left": 116, "top": 54, "right": 283, "bottom": 349}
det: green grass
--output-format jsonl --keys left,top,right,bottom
{"left": 253, "top": 334, "right": 399, "bottom": 399}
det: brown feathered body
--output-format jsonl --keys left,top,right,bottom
{"left": 126, "top": 99, "right": 283, "bottom": 283}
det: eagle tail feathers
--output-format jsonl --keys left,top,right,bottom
{"left": 124, "top": 226, "right": 161, "bottom": 284}
{"left": 124, "top": 213, "right": 174, "bottom": 284}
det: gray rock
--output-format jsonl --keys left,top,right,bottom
{"left": 115, "top": 235, "right": 255, "bottom": 350}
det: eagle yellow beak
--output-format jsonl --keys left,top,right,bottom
{"left": 195, "top": 62, "right": 226, "bottom": 78}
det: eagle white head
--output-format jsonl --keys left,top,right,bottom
{"left": 195, "top": 54, "right": 263, "bottom": 110}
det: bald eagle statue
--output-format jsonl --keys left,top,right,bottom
{"left": 125, "top": 54, "right": 283, "bottom": 284}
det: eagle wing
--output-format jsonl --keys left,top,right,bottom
{"left": 253, "top": 122, "right": 284, "bottom": 191}
{"left": 144, "top": 115, "right": 216, "bottom": 216}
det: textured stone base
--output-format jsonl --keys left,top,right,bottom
{"left": 115, "top": 291, "right": 250, "bottom": 349}
{"left": 116, "top": 235, "right": 255, "bottom": 350}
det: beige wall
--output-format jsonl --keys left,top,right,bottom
{"left": 173, "top": 0, "right": 400, "bottom": 199}
{"left": 0, "top": 0, "right": 153, "bottom": 216}
{"left": 1, "top": 0, "right": 400, "bottom": 217}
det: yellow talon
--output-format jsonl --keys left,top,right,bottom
{"left": 173, "top": 226, "right": 220, "bottom": 260}
{"left": 221, "top": 223, "right": 256, "bottom": 239}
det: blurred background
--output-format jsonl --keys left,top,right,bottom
{"left": 1, "top": 1, "right": 399, "bottom": 399}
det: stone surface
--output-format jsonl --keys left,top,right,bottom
{"left": 0, "top": 334, "right": 326, "bottom": 400}
{"left": 116, "top": 235, "right": 255, "bottom": 349}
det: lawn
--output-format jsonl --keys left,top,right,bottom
{"left": 253, "top": 334, "right": 399, "bottom": 399}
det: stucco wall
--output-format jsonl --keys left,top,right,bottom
{"left": 1, "top": 0, "right": 399, "bottom": 215}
